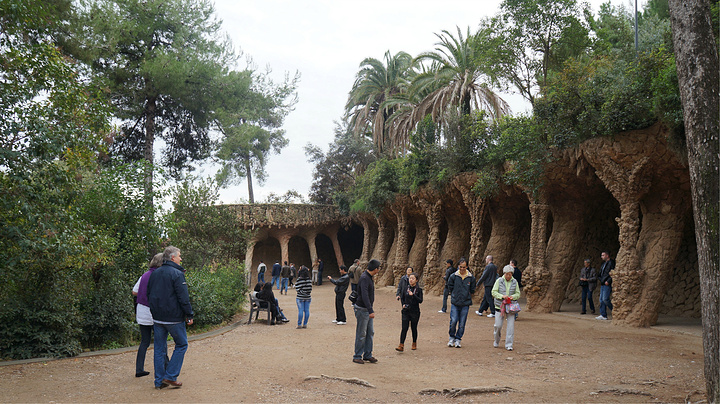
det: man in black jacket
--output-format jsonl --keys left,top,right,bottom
{"left": 475, "top": 255, "right": 498, "bottom": 318}
{"left": 447, "top": 258, "right": 476, "bottom": 348}
{"left": 353, "top": 259, "right": 380, "bottom": 364}
{"left": 147, "top": 246, "right": 193, "bottom": 389}
{"left": 439, "top": 259, "right": 454, "bottom": 313}
{"left": 328, "top": 265, "right": 350, "bottom": 324}
{"left": 596, "top": 251, "right": 615, "bottom": 320}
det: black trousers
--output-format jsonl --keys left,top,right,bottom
{"left": 136, "top": 324, "right": 153, "bottom": 373}
{"left": 478, "top": 285, "right": 496, "bottom": 314}
{"left": 335, "top": 292, "right": 346, "bottom": 322}
{"left": 400, "top": 309, "right": 420, "bottom": 344}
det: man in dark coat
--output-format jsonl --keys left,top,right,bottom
{"left": 475, "top": 255, "right": 498, "bottom": 317}
{"left": 147, "top": 246, "right": 193, "bottom": 389}
{"left": 328, "top": 265, "right": 350, "bottom": 324}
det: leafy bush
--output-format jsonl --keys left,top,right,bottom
{"left": 186, "top": 261, "right": 247, "bottom": 326}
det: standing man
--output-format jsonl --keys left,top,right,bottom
{"left": 289, "top": 262, "right": 297, "bottom": 288}
{"left": 280, "top": 261, "right": 291, "bottom": 295}
{"left": 596, "top": 251, "right": 615, "bottom": 320}
{"left": 476, "top": 255, "right": 498, "bottom": 318}
{"left": 317, "top": 258, "right": 324, "bottom": 285}
{"left": 348, "top": 259, "right": 360, "bottom": 292}
{"left": 328, "top": 265, "right": 350, "bottom": 325}
{"left": 271, "top": 260, "right": 282, "bottom": 290}
{"left": 439, "top": 259, "right": 455, "bottom": 313}
{"left": 510, "top": 259, "right": 522, "bottom": 288}
{"left": 146, "top": 246, "right": 193, "bottom": 390}
{"left": 353, "top": 259, "right": 380, "bottom": 364}
{"left": 579, "top": 258, "right": 597, "bottom": 314}
{"left": 447, "top": 258, "right": 476, "bottom": 348}
{"left": 257, "top": 260, "right": 266, "bottom": 284}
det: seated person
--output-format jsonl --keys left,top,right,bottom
{"left": 254, "top": 282, "right": 288, "bottom": 324}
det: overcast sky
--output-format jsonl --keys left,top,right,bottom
{"left": 207, "top": 0, "right": 641, "bottom": 204}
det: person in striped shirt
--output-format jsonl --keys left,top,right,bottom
{"left": 294, "top": 266, "right": 313, "bottom": 328}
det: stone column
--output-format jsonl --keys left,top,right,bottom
{"left": 453, "top": 173, "right": 487, "bottom": 269}
{"left": 390, "top": 202, "right": 410, "bottom": 285}
{"left": 524, "top": 201, "right": 551, "bottom": 311}
{"left": 414, "top": 192, "right": 444, "bottom": 294}
{"left": 325, "top": 223, "right": 345, "bottom": 270}
{"left": 304, "top": 231, "right": 318, "bottom": 266}
{"left": 358, "top": 215, "right": 374, "bottom": 263}
{"left": 245, "top": 240, "right": 256, "bottom": 287}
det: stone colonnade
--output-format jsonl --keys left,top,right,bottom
{"left": 349, "top": 124, "right": 695, "bottom": 327}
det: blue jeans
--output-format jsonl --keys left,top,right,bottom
{"left": 599, "top": 285, "right": 613, "bottom": 317}
{"left": 297, "top": 298, "right": 311, "bottom": 326}
{"left": 258, "top": 272, "right": 265, "bottom": 283}
{"left": 581, "top": 286, "right": 595, "bottom": 313}
{"left": 272, "top": 275, "right": 280, "bottom": 289}
{"left": 449, "top": 304, "right": 469, "bottom": 340}
{"left": 281, "top": 278, "right": 288, "bottom": 293}
{"left": 353, "top": 305, "right": 374, "bottom": 360}
{"left": 153, "top": 322, "right": 188, "bottom": 387}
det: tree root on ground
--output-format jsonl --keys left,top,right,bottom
{"left": 591, "top": 388, "right": 651, "bottom": 396}
{"left": 419, "top": 386, "right": 515, "bottom": 397}
{"left": 304, "top": 374, "right": 375, "bottom": 388}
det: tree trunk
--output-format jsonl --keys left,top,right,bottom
{"left": 144, "top": 96, "right": 156, "bottom": 210}
{"left": 667, "top": 1, "right": 720, "bottom": 401}
{"left": 245, "top": 158, "right": 254, "bottom": 204}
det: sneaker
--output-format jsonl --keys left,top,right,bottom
{"left": 487, "top": 313, "right": 495, "bottom": 318}
{"left": 506, "top": 347, "right": 513, "bottom": 351}
{"left": 352, "top": 358, "right": 364, "bottom": 364}
{"left": 448, "top": 338, "right": 455, "bottom": 347}
{"left": 364, "top": 357, "right": 378, "bottom": 363}
{"left": 302, "top": 324, "right": 307, "bottom": 328}
{"left": 493, "top": 342, "right": 499, "bottom": 348}
{"left": 475, "top": 310, "right": 482, "bottom": 316}
{"left": 438, "top": 310, "right": 446, "bottom": 313}
{"left": 595, "top": 315, "right": 608, "bottom": 320}
{"left": 454, "top": 339, "right": 461, "bottom": 348}
{"left": 332, "top": 320, "right": 337, "bottom": 323}
{"left": 337, "top": 321, "right": 346, "bottom": 325}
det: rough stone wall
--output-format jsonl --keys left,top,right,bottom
{"left": 660, "top": 213, "right": 701, "bottom": 317}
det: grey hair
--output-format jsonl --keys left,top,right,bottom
{"left": 163, "top": 246, "right": 181, "bottom": 262}
{"left": 149, "top": 253, "right": 164, "bottom": 268}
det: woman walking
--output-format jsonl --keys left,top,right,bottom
{"left": 295, "top": 266, "right": 312, "bottom": 328}
{"left": 131, "top": 253, "right": 164, "bottom": 377}
{"left": 492, "top": 265, "right": 521, "bottom": 351}
{"left": 396, "top": 272, "right": 423, "bottom": 351}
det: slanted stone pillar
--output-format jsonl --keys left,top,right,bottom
{"left": 245, "top": 240, "right": 256, "bottom": 287}
{"left": 357, "top": 214, "right": 376, "bottom": 264}
{"left": 389, "top": 201, "right": 410, "bottom": 285}
{"left": 413, "top": 191, "right": 444, "bottom": 294}
{"left": 324, "top": 223, "right": 345, "bottom": 270}
{"left": 372, "top": 213, "right": 393, "bottom": 285}
{"left": 453, "top": 173, "right": 487, "bottom": 269}
{"left": 304, "top": 231, "right": 318, "bottom": 267}
{"left": 524, "top": 200, "right": 551, "bottom": 311}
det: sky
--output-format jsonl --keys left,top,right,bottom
{"left": 206, "top": 0, "right": 642, "bottom": 204}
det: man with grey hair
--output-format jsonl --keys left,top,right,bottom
{"left": 476, "top": 255, "right": 498, "bottom": 318}
{"left": 147, "top": 246, "right": 194, "bottom": 389}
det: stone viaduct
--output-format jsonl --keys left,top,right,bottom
{"left": 232, "top": 123, "right": 700, "bottom": 327}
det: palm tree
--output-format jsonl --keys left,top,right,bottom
{"left": 345, "top": 51, "right": 415, "bottom": 154}
{"left": 405, "top": 27, "right": 510, "bottom": 137}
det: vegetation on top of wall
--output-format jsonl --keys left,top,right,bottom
{"left": 309, "top": 0, "right": 684, "bottom": 215}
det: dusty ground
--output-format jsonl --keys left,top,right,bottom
{"left": 0, "top": 284, "right": 707, "bottom": 403}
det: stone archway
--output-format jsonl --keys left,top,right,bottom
{"left": 288, "top": 235, "right": 311, "bottom": 269}
{"left": 337, "top": 223, "right": 363, "bottom": 267}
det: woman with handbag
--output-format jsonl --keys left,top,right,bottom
{"left": 396, "top": 272, "right": 423, "bottom": 352}
{"left": 491, "top": 265, "right": 521, "bottom": 351}
{"left": 579, "top": 258, "right": 597, "bottom": 314}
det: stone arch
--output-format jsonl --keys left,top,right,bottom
{"left": 288, "top": 235, "right": 311, "bottom": 270}
{"left": 338, "top": 222, "right": 364, "bottom": 267}
{"left": 251, "top": 236, "right": 281, "bottom": 284}
{"left": 315, "top": 233, "right": 339, "bottom": 277}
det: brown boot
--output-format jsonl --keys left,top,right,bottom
{"left": 395, "top": 343, "right": 404, "bottom": 352}
{"left": 411, "top": 342, "right": 417, "bottom": 350}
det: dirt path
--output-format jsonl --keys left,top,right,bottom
{"left": 0, "top": 284, "right": 706, "bottom": 402}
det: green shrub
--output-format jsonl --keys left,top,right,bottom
{"left": 186, "top": 261, "right": 247, "bottom": 327}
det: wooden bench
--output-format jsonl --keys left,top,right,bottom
{"left": 247, "top": 293, "right": 272, "bottom": 325}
